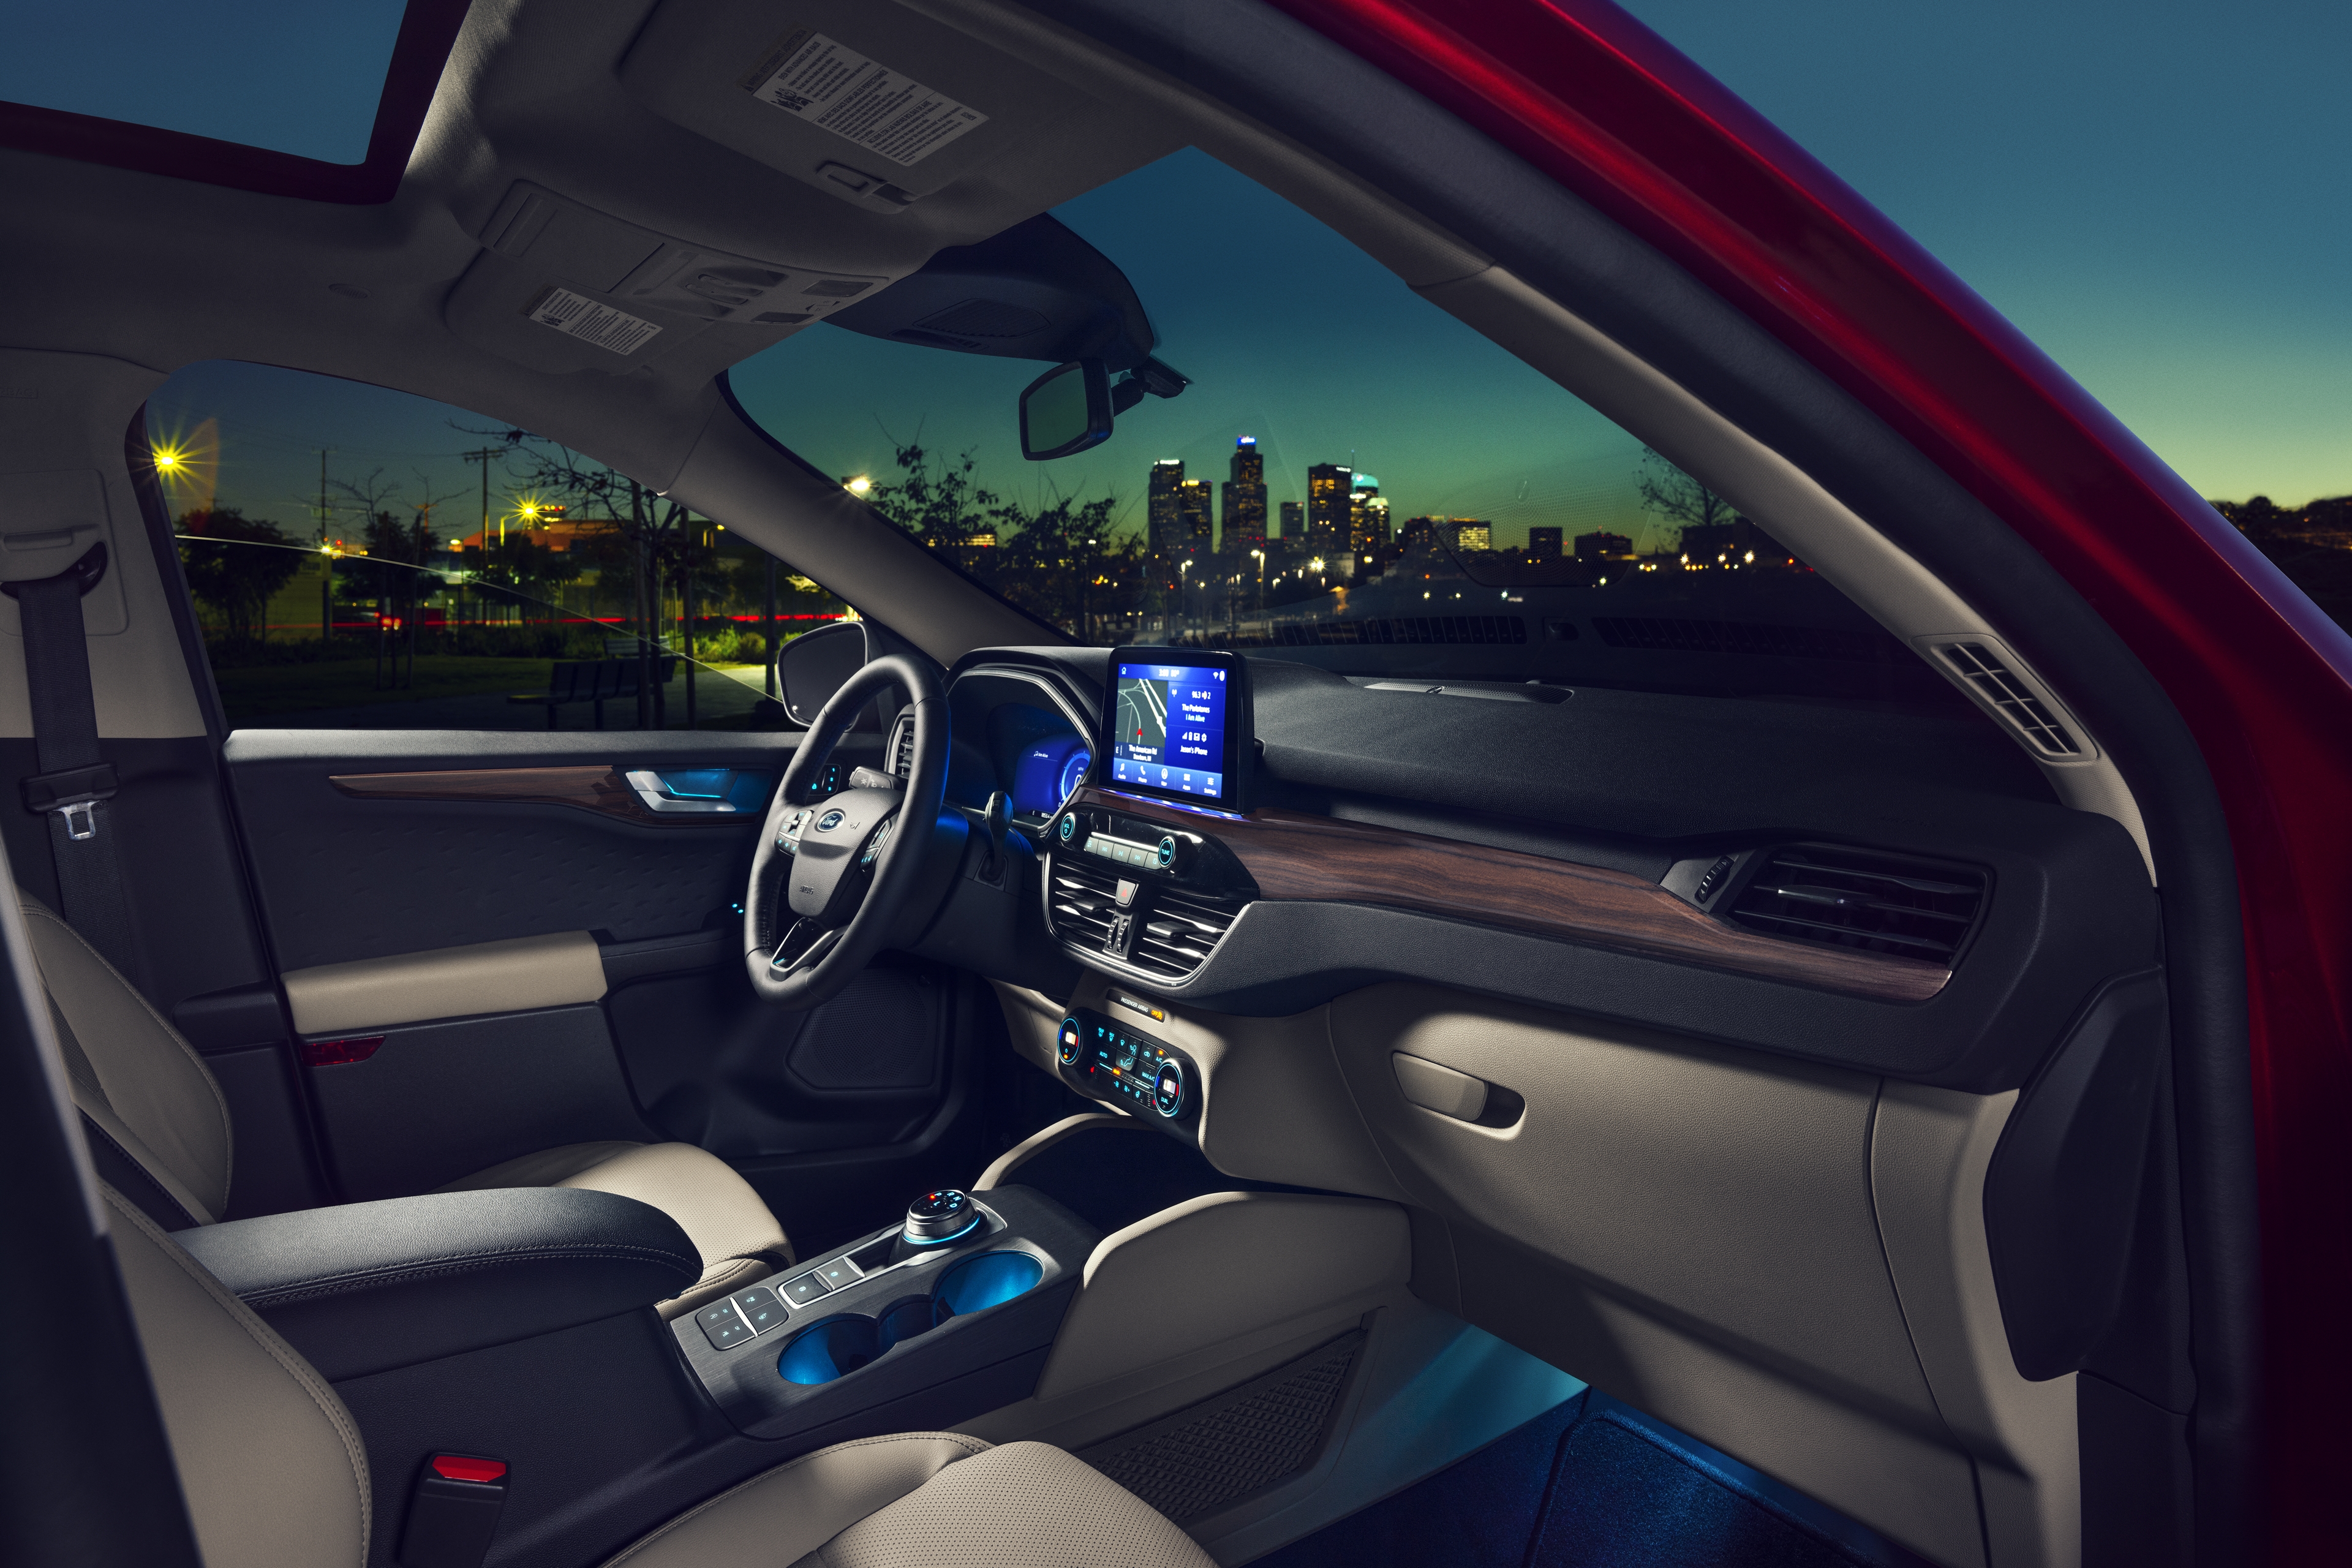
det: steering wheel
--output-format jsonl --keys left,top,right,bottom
{"left": 744, "top": 654, "right": 953, "bottom": 1007}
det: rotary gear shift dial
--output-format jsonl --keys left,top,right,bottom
{"left": 892, "top": 1188, "right": 981, "bottom": 1261}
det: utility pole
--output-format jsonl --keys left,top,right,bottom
{"left": 315, "top": 450, "right": 333, "bottom": 646}
{"left": 461, "top": 447, "right": 500, "bottom": 641}
{"left": 763, "top": 556, "right": 778, "bottom": 696}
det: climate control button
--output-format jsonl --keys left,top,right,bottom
{"left": 1152, "top": 1058, "right": 1186, "bottom": 1118}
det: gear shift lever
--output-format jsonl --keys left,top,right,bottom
{"left": 891, "top": 1188, "right": 981, "bottom": 1262}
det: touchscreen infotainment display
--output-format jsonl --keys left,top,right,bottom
{"left": 1109, "top": 661, "right": 1227, "bottom": 797}
{"left": 1096, "top": 647, "right": 1253, "bottom": 811}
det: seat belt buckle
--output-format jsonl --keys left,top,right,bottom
{"left": 22, "top": 763, "right": 117, "bottom": 840}
{"left": 400, "top": 1454, "right": 508, "bottom": 1568}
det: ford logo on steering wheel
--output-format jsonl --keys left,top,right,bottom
{"left": 815, "top": 809, "right": 845, "bottom": 832}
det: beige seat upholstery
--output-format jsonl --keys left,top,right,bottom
{"left": 29, "top": 893, "right": 789, "bottom": 1317}
{"left": 104, "top": 1183, "right": 1210, "bottom": 1568}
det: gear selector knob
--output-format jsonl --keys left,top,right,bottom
{"left": 895, "top": 1188, "right": 981, "bottom": 1259}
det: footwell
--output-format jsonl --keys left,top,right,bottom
{"left": 1251, "top": 1389, "right": 1937, "bottom": 1568}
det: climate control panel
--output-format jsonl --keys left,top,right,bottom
{"left": 1055, "top": 1009, "right": 1198, "bottom": 1132}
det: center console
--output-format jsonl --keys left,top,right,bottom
{"left": 669, "top": 1185, "right": 1099, "bottom": 1444}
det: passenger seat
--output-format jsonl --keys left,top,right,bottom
{"left": 25, "top": 892, "right": 789, "bottom": 1316}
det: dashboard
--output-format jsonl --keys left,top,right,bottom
{"left": 933, "top": 646, "right": 2156, "bottom": 1095}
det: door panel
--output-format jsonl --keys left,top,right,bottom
{"left": 219, "top": 728, "right": 980, "bottom": 1227}
{"left": 303, "top": 1003, "right": 652, "bottom": 1200}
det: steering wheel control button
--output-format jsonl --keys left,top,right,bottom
{"left": 1153, "top": 1058, "right": 1186, "bottom": 1118}
{"left": 1058, "top": 1016, "right": 1084, "bottom": 1065}
{"left": 731, "top": 1286, "right": 785, "bottom": 1335}
{"left": 780, "top": 1272, "right": 831, "bottom": 1307}
{"left": 698, "top": 1301, "right": 754, "bottom": 1350}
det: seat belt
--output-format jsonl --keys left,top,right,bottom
{"left": 4, "top": 541, "right": 143, "bottom": 984}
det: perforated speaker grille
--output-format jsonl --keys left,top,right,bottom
{"left": 1079, "top": 1330, "right": 1364, "bottom": 1524}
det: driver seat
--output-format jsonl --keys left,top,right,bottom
{"left": 23, "top": 892, "right": 791, "bottom": 1317}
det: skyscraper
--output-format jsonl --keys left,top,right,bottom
{"left": 1146, "top": 459, "right": 1184, "bottom": 575}
{"left": 1452, "top": 520, "right": 1492, "bottom": 552}
{"left": 1221, "top": 436, "right": 1267, "bottom": 551}
{"left": 1306, "top": 463, "right": 1352, "bottom": 556}
{"left": 1348, "top": 473, "right": 1390, "bottom": 551}
{"left": 1528, "top": 526, "right": 1562, "bottom": 560}
{"left": 1175, "top": 480, "right": 1214, "bottom": 560}
{"left": 1278, "top": 500, "right": 1302, "bottom": 541}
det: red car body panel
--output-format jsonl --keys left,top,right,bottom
{"left": 1272, "top": 0, "right": 2350, "bottom": 1550}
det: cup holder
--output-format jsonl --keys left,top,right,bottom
{"left": 776, "top": 1250, "right": 1047, "bottom": 1387}
{"left": 935, "top": 1249, "right": 1044, "bottom": 1317}
{"left": 776, "top": 1315, "right": 881, "bottom": 1385}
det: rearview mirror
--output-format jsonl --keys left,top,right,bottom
{"left": 1019, "top": 359, "right": 1113, "bottom": 460}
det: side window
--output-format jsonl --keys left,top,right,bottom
{"left": 144, "top": 361, "right": 846, "bottom": 731}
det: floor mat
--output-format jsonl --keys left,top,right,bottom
{"left": 1251, "top": 1390, "right": 1939, "bottom": 1568}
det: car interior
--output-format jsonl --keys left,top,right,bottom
{"left": 0, "top": 4, "right": 2253, "bottom": 1568}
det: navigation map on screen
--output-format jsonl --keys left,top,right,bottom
{"left": 1108, "top": 662, "right": 1227, "bottom": 799}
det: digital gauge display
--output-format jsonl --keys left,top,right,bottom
{"left": 1011, "top": 734, "right": 1091, "bottom": 818}
{"left": 1063, "top": 1015, "right": 1186, "bottom": 1118}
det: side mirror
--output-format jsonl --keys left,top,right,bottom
{"left": 1019, "top": 360, "right": 1113, "bottom": 461}
{"left": 777, "top": 621, "right": 876, "bottom": 727}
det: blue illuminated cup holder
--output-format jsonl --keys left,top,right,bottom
{"left": 775, "top": 1250, "right": 1047, "bottom": 1386}
{"left": 776, "top": 1315, "right": 881, "bottom": 1385}
{"left": 935, "top": 1250, "right": 1044, "bottom": 1319}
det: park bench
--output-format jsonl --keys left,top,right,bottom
{"left": 508, "top": 655, "right": 677, "bottom": 729}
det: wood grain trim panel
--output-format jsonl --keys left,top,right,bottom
{"left": 329, "top": 766, "right": 747, "bottom": 827}
{"left": 1076, "top": 788, "right": 1950, "bottom": 1003}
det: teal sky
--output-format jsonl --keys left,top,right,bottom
{"left": 1617, "top": 0, "right": 2352, "bottom": 507}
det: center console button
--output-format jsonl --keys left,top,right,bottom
{"left": 812, "top": 1258, "right": 860, "bottom": 1291}
{"left": 780, "top": 1272, "right": 831, "bottom": 1306}
{"left": 731, "top": 1286, "right": 785, "bottom": 1335}
{"left": 698, "top": 1302, "right": 753, "bottom": 1350}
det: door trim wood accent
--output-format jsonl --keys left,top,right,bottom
{"left": 328, "top": 766, "right": 745, "bottom": 827}
{"left": 1073, "top": 787, "right": 1950, "bottom": 1003}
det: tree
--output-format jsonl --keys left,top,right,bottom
{"left": 865, "top": 442, "right": 1000, "bottom": 546}
{"left": 177, "top": 507, "right": 301, "bottom": 647}
{"left": 1636, "top": 447, "right": 1736, "bottom": 549}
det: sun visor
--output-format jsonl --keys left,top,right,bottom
{"left": 443, "top": 181, "right": 884, "bottom": 375}
{"left": 616, "top": 0, "right": 1085, "bottom": 215}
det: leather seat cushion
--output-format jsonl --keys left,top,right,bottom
{"left": 439, "top": 1140, "right": 790, "bottom": 1316}
{"left": 603, "top": 1434, "right": 1213, "bottom": 1568}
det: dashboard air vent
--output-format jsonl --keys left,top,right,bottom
{"left": 1129, "top": 888, "right": 1241, "bottom": 982}
{"left": 1932, "top": 643, "right": 2082, "bottom": 757}
{"left": 891, "top": 715, "right": 916, "bottom": 778}
{"left": 1726, "top": 846, "right": 1986, "bottom": 967}
{"left": 1047, "top": 856, "right": 1120, "bottom": 949}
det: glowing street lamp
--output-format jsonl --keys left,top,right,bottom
{"left": 845, "top": 475, "right": 872, "bottom": 496}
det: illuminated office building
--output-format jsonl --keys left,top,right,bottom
{"left": 1146, "top": 459, "right": 1184, "bottom": 571}
{"left": 1278, "top": 500, "right": 1302, "bottom": 541}
{"left": 1348, "top": 473, "right": 1390, "bottom": 551}
{"left": 1452, "top": 520, "right": 1492, "bottom": 552}
{"left": 1574, "top": 529, "right": 1635, "bottom": 560}
{"left": 1175, "top": 480, "right": 1214, "bottom": 559}
{"left": 1528, "top": 526, "right": 1562, "bottom": 560}
{"left": 1221, "top": 436, "right": 1268, "bottom": 551}
{"left": 1306, "top": 463, "right": 1352, "bottom": 554}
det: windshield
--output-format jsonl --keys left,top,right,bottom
{"left": 727, "top": 148, "right": 1965, "bottom": 711}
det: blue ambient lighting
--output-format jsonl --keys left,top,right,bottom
{"left": 934, "top": 1251, "right": 1044, "bottom": 1318}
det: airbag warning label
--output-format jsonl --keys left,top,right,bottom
{"left": 739, "top": 30, "right": 987, "bottom": 168}
{"left": 524, "top": 287, "right": 663, "bottom": 356}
